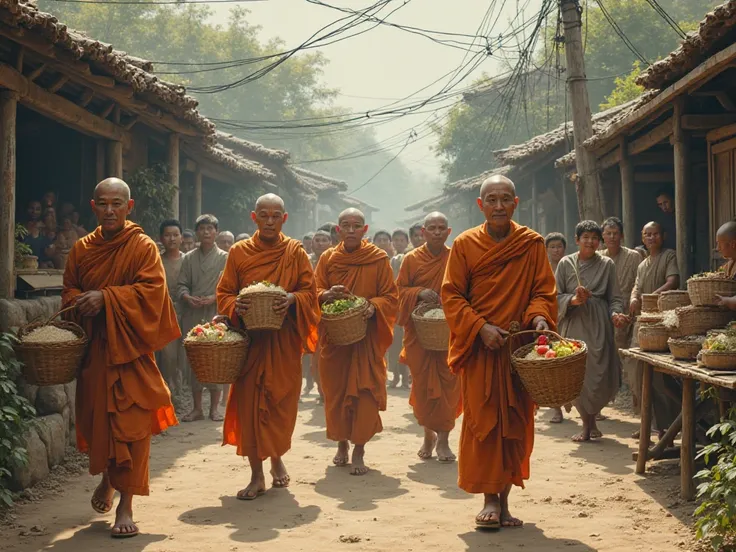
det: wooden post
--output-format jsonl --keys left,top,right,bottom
{"left": 95, "top": 140, "right": 105, "bottom": 183}
{"left": 619, "top": 138, "right": 636, "bottom": 248}
{"left": 531, "top": 173, "right": 538, "bottom": 231}
{"left": 0, "top": 91, "right": 17, "bottom": 299}
{"left": 168, "top": 133, "right": 180, "bottom": 219}
{"left": 561, "top": 174, "right": 569, "bottom": 247}
{"left": 681, "top": 378, "right": 696, "bottom": 500}
{"left": 193, "top": 166, "right": 202, "bottom": 220}
{"left": 636, "top": 363, "right": 653, "bottom": 474}
{"left": 561, "top": 0, "right": 604, "bottom": 221}
{"left": 673, "top": 99, "right": 692, "bottom": 283}
{"left": 106, "top": 140, "right": 122, "bottom": 179}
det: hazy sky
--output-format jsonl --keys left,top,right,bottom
{"left": 211, "top": 0, "right": 538, "bottom": 183}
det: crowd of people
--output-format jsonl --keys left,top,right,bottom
{"left": 55, "top": 174, "right": 736, "bottom": 539}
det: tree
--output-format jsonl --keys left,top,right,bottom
{"left": 599, "top": 61, "right": 644, "bottom": 110}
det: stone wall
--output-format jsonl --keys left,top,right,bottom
{"left": 0, "top": 297, "right": 78, "bottom": 491}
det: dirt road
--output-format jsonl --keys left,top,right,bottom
{"left": 0, "top": 390, "right": 698, "bottom": 551}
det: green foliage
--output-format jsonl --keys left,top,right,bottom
{"left": 600, "top": 61, "right": 645, "bottom": 110}
{"left": 695, "top": 404, "right": 736, "bottom": 551}
{"left": 127, "top": 164, "right": 176, "bottom": 237}
{"left": 14, "top": 225, "right": 32, "bottom": 266}
{"left": 0, "top": 333, "right": 36, "bottom": 508}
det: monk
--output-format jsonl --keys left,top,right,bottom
{"left": 397, "top": 211, "right": 461, "bottom": 463}
{"left": 62, "top": 178, "right": 179, "bottom": 538}
{"left": 216, "top": 194, "right": 319, "bottom": 500}
{"left": 441, "top": 175, "right": 556, "bottom": 529}
{"left": 716, "top": 221, "right": 736, "bottom": 310}
{"left": 315, "top": 208, "right": 398, "bottom": 475}
{"left": 304, "top": 230, "right": 332, "bottom": 402}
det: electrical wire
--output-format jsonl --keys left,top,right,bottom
{"left": 594, "top": 0, "right": 650, "bottom": 65}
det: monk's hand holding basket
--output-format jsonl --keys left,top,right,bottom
{"left": 362, "top": 301, "right": 376, "bottom": 320}
{"left": 418, "top": 289, "right": 441, "bottom": 304}
{"left": 321, "top": 285, "right": 350, "bottom": 304}
{"left": 235, "top": 294, "right": 252, "bottom": 316}
{"left": 272, "top": 293, "right": 296, "bottom": 316}
{"left": 532, "top": 316, "right": 549, "bottom": 332}
{"left": 75, "top": 290, "right": 104, "bottom": 317}
{"left": 479, "top": 323, "right": 508, "bottom": 350}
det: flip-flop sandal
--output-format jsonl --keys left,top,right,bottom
{"left": 236, "top": 489, "right": 266, "bottom": 501}
{"left": 475, "top": 517, "right": 501, "bottom": 530}
{"left": 437, "top": 456, "right": 456, "bottom": 464}
{"left": 271, "top": 476, "right": 290, "bottom": 488}
{"left": 111, "top": 527, "right": 139, "bottom": 539}
{"left": 209, "top": 414, "right": 224, "bottom": 422}
{"left": 91, "top": 496, "right": 113, "bottom": 514}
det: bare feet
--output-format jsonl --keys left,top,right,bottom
{"left": 550, "top": 408, "right": 564, "bottom": 424}
{"left": 500, "top": 495, "right": 523, "bottom": 527}
{"left": 111, "top": 495, "right": 138, "bottom": 538}
{"left": 236, "top": 474, "right": 266, "bottom": 501}
{"left": 572, "top": 429, "right": 591, "bottom": 442}
{"left": 91, "top": 473, "right": 115, "bottom": 514}
{"left": 350, "top": 445, "right": 369, "bottom": 476}
{"left": 418, "top": 428, "right": 437, "bottom": 460}
{"left": 476, "top": 494, "right": 501, "bottom": 529}
{"left": 181, "top": 409, "right": 204, "bottom": 422}
{"left": 270, "top": 457, "right": 290, "bottom": 488}
{"left": 436, "top": 432, "right": 456, "bottom": 463}
{"left": 209, "top": 408, "right": 223, "bottom": 422}
{"left": 333, "top": 440, "right": 350, "bottom": 466}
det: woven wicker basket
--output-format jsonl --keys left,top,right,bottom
{"left": 687, "top": 277, "right": 736, "bottom": 307}
{"left": 411, "top": 303, "right": 449, "bottom": 351}
{"left": 638, "top": 324, "right": 670, "bottom": 352}
{"left": 658, "top": 290, "right": 691, "bottom": 312}
{"left": 510, "top": 330, "right": 587, "bottom": 408}
{"left": 667, "top": 336, "right": 704, "bottom": 360}
{"left": 642, "top": 294, "right": 660, "bottom": 312}
{"left": 240, "top": 289, "right": 287, "bottom": 331}
{"left": 15, "top": 308, "right": 89, "bottom": 386}
{"left": 673, "top": 306, "right": 734, "bottom": 338}
{"left": 638, "top": 312, "right": 663, "bottom": 325}
{"left": 700, "top": 350, "right": 736, "bottom": 371}
{"left": 322, "top": 298, "right": 369, "bottom": 346}
{"left": 184, "top": 329, "right": 250, "bottom": 384}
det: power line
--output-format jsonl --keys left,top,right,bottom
{"left": 643, "top": 0, "right": 687, "bottom": 39}
{"left": 594, "top": 0, "right": 650, "bottom": 66}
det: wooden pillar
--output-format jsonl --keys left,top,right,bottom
{"left": 562, "top": 174, "right": 569, "bottom": 246}
{"left": 681, "top": 378, "right": 696, "bottom": 500}
{"left": 673, "top": 99, "right": 692, "bottom": 284}
{"left": 531, "top": 173, "right": 538, "bottom": 231}
{"left": 0, "top": 91, "right": 17, "bottom": 299}
{"left": 106, "top": 140, "right": 122, "bottom": 179}
{"left": 636, "top": 363, "right": 653, "bottom": 474}
{"left": 95, "top": 140, "right": 105, "bottom": 183}
{"left": 193, "top": 166, "right": 202, "bottom": 221}
{"left": 619, "top": 138, "right": 636, "bottom": 248}
{"left": 168, "top": 133, "right": 180, "bottom": 219}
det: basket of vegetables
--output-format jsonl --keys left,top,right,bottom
{"left": 667, "top": 335, "right": 704, "bottom": 360}
{"left": 411, "top": 303, "right": 449, "bottom": 351}
{"left": 699, "top": 330, "right": 736, "bottom": 371}
{"left": 321, "top": 295, "right": 369, "bottom": 346}
{"left": 510, "top": 330, "right": 587, "bottom": 408}
{"left": 183, "top": 322, "right": 250, "bottom": 383}
{"left": 687, "top": 272, "right": 736, "bottom": 307}
{"left": 238, "top": 281, "right": 287, "bottom": 331}
{"left": 15, "top": 306, "right": 89, "bottom": 386}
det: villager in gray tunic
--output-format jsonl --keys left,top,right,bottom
{"left": 556, "top": 253, "right": 623, "bottom": 416}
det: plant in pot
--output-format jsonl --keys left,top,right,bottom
{"left": 14, "top": 224, "right": 36, "bottom": 270}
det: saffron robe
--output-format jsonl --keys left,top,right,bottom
{"left": 217, "top": 232, "right": 319, "bottom": 459}
{"left": 62, "top": 221, "right": 179, "bottom": 495}
{"left": 397, "top": 244, "right": 461, "bottom": 432}
{"left": 315, "top": 241, "right": 398, "bottom": 445}
{"left": 441, "top": 222, "right": 557, "bottom": 494}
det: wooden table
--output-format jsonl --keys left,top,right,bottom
{"left": 620, "top": 348, "right": 736, "bottom": 500}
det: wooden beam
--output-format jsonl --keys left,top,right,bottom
{"left": 628, "top": 118, "right": 673, "bottom": 156}
{"left": 530, "top": 172, "right": 538, "bottom": 230}
{"left": 681, "top": 378, "right": 696, "bottom": 500}
{"left": 619, "top": 137, "right": 636, "bottom": 248}
{"left": 15, "top": 46, "right": 23, "bottom": 73}
{"left": 26, "top": 63, "right": 45, "bottom": 82}
{"left": 194, "top": 166, "right": 202, "bottom": 218}
{"left": 633, "top": 171, "right": 675, "bottom": 183}
{"left": 706, "top": 122, "right": 736, "bottom": 143}
{"left": 78, "top": 88, "right": 94, "bottom": 108}
{"left": 95, "top": 140, "right": 105, "bottom": 184}
{"left": 694, "top": 90, "right": 736, "bottom": 111}
{"left": 0, "top": 91, "right": 17, "bottom": 299}
{"left": 0, "top": 63, "right": 129, "bottom": 146}
{"left": 599, "top": 146, "right": 621, "bottom": 170}
{"left": 673, "top": 98, "right": 693, "bottom": 283}
{"left": 681, "top": 114, "right": 736, "bottom": 130}
{"left": 106, "top": 140, "right": 123, "bottom": 179}
{"left": 122, "top": 115, "right": 138, "bottom": 131}
{"left": 168, "top": 133, "right": 180, "bottom": 218}
{"left": 47, "top": 74, "right": 69, "bottom": 94}
{"left": 99, "top": 102, "right": 115, "bottom": 120}
{"left": 112, "top": 105, "right": 121, "bottom": 125}
{"left": 632, "top": 151, "right": 674, "bottom": 166}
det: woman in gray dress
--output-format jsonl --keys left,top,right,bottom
{"left": 556, "top": 221, "right": 628, "bottom": 442}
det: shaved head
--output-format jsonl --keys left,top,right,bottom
{"left": 338, "top": 208, "right": 365, "bottom": 225}
{"left": 717, "top": 221, "right": 736, "bottom": 240}
{"left": 479, "top": 175, "right": 516, "bottom": 199}
{"left": 643, "top": 221, "right": 663, "bottom": 234}
{"left": 423, "top": 211, "right": 448, "bottom": 227}
{"left": 94, "top": 177, "right": 130, "bottom": 202}
{"left": 255, "top": 193, "right": 285, "bottom": 211}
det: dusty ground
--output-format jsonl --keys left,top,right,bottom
{"left": 0, "top": 388, "right": 701, "bottom": 552}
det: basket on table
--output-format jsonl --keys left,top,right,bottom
{"left": 642, "top": 294, "right": 660, "bottom": 312}
{"left": 700, "top": 350, "right": 736, "bottom": 371}
{"left": 321, "top": 295, "right": 369, "bottom": 346}
{"left": 667, "top": 336, "right": 704, "bottom": 360}
{"left": 687, "top": 275, "right": 736, "bottom": 307}
{"left": 637, "top": 312, "right": 663, "bottom": 326}
{"left": 672, "top": 306, "right": 734, "bottom": 338}
{"left": 658, "top": 290, "right": 691, "bottom": 312}
{"left": 411, "top": 303, "right": 449, "bottom": 351}
{"left": 15, "top": 306, "right": 89, "bottom": 386}
{"left": 183, "top": 325, "right": 250, "bottom": 384}
{"left": 509, "top": 329, "right": 587, "bottom": 408}
{"left": 638, "top": 324, "right": 671, "bottom": 352}
{"left": 238, "top": 284, "right": 287, "bottom": 331}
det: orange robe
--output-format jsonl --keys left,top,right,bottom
{"left": 315, "top": 241, "right": 398, "bottom": 445}
{"left": 62, "top": 221, "right": 179, "bottom": 496}
{"left": 397, "top": 244, "right": 461, "bottom": 432}
{"left": 217, "top": 232, "right": 319, "bottom": 459}
{"left": 441, "top": 222, "right": 557, "bottom": 494}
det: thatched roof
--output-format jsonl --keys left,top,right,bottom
{"left": 447, "top": 166, "right": 513, "bottom": 192}
{"left": 1, "top": 0, "right": 214, "bottom": 138}
{"left": 404, "top": 193, "right": 447, "bottom": 212}
{"left": 339, "top": 195, "right": 379, "bottom": 212}
{"left": 292, "top": 166, "right": 348, "bottom": 192}
{"left": 637, "top": 1, "right": 736, "bottom": 90}
{"left": 582, "top": 90, "right": 665, "bottom": 150}
{"left": 215, "top": 132, "right": 290, "bottom": 163}
{"left": 203, "top": 144, "right": 276, "bottom": 182}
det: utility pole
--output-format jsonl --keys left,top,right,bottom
{"left": 560, "top": 0, "right": 604, "bottom": 222}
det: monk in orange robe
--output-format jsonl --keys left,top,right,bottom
{"left": 62, "top": 178, "right": 179, "bottom": 538}
{"left": 315, "top": 208, "right": 398, "bottom": 475}
{"left": 216, "top": 194, "right": 319, "bottom": 500}
{"left": 397, "top": 211, "right": 461, "bottom": 463}
{"left": 441, "top": 175, "right": 557, "bottom": 529}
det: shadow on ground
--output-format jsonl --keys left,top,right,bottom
{"left": 313, "top": 466, "right": 407, "bottom": 511}
{"left": 33, "top": 521, "right": 167, "bottom": 551}
{"left": 406, "top": 460, "right": 471, "bottom": 500}
{"left": 459, "top": 523, "right": 598, "bottom": 551}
